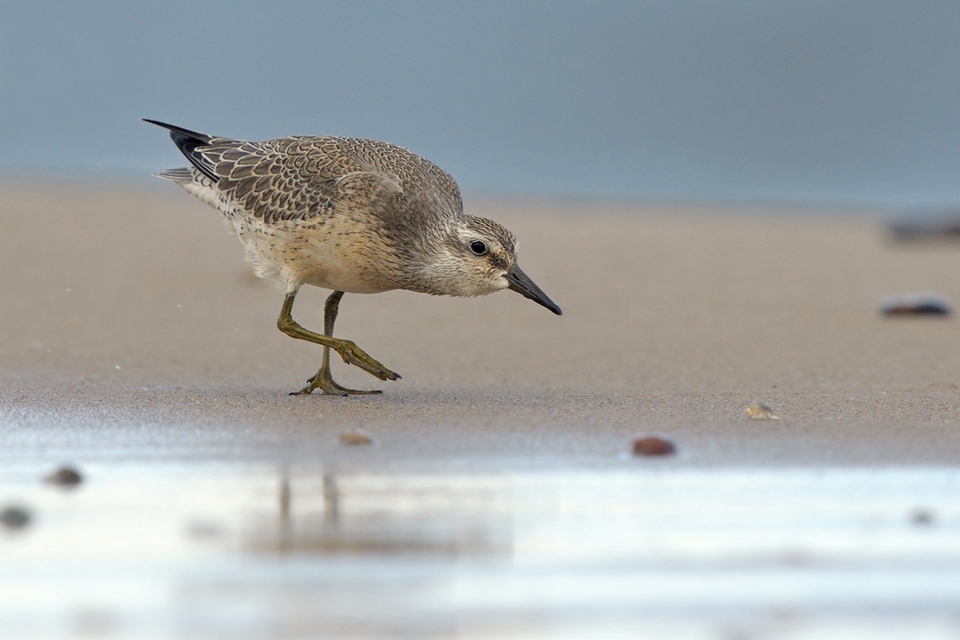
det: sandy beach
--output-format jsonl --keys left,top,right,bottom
{"left": 5, "top": 181, "right": 960, "bottom": 638}
{"left": 3, "top": 180, "right": 960, "bottom": 467}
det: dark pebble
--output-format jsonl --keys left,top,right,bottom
{"left": 632, "top": 436, "right": 676, "bottom": 456}
{"left": 910, "top": 508, "right": 935, "bottom": 526}
{"left": 0, "top": 506, "right": 31, "bottom": 529}
{"left": 43, "top": 466, "right": 83, "bottom": 487}
{"left": 887, "top": 210, "right": 960, "bottom": 242}
{"left": 880, "top": 293, "right": 951, "bottom": 317}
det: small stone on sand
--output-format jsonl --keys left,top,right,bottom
{"left": 910, "top": 508, "right": 935, "bottom": 526}
{"left": 880, "top": 293, "right": 951, "bottom": 317}
{"left": 746, "top": 403, "right": 779, "bottom": 420}
{"left": 43, "top": 466, "right": 83, "bottom": 487}
{"left": 632, "top": 436, "right": 676, "bottom": 456}
{"left": 339, "top": 429, "right": 376, "bottom": 446}
{"left": 0, "top": 506, "right": 31, "bottom": 530}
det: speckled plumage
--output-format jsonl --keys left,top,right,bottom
{"left": 146, "top": 119, "right": 560, "bottom": 394}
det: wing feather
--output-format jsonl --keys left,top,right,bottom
{"left": 145, "top": 119, "right": 464, "bottom": 225}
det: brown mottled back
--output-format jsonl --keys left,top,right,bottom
{"left": 187, "top": 134, "right": 463, "bottom": 226}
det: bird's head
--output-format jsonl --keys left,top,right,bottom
{"left": 425, "top": 216, "right": 562, "bottom": 315}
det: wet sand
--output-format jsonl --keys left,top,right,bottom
{"left": 2, "top": 180, "right": 960, "bottom": 467}
{"left": 6, "top": 180, "right": 960, "bottom": 638}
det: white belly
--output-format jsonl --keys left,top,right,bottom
{"left": 182, "top": 180, "right": 396, "bottom": 295}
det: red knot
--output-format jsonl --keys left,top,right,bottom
{"left": 145, "top": 119, "right": 561, "bottom": 395}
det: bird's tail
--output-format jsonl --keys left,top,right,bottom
{"left": 153, "top": 167, "right": 195, "bottom": 183}
{"left": 142, "top": 118, "right": 219, "bottom": 181}
{"left": 142, "top": 118, "right": 214, "bottom": 145}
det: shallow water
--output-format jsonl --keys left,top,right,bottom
{"left": 3, "top": 464, "right": 960, "bottom": 639}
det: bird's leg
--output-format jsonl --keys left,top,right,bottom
{"left": 296, "top": 291, "right": 384, "bottom": 396}
{"left": 277, "top": 290, "right": 400, "bottom": 395}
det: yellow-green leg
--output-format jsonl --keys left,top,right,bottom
{"left": 298, "top": 291, "right": 384, "bottom": 396}
{"left": 277, "top": 290, "right": 400, "bottom": 396}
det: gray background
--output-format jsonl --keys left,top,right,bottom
{"left": 2, "top": 1, "right": 960, "bottom": 207}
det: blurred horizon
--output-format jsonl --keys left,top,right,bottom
{"left": 3, "top": 1, "right": 960, "bottom": 208}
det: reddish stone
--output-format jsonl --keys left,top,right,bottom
{"left": 632, "top": 436, "right": 676, "bottom": 456}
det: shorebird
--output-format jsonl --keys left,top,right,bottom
{"left": 145, "top": 119, "right": 561, "bottom": 395}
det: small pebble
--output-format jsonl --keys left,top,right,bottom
{"left": 185, "top": 520, "right": 226, "bottom": 539}
{"left": 0, "top": 506, "right": 31, "bottom": 530}
{"left": 880, "top": 293, "right": 951, "bottom": 317}
{"left": 43, "top": 466, "right": 83, "bottom": 487}
{"left": 746, "top": 403, "right": 779, "bottom": 420}
{"left": 910, "top": 508, "right": 935, "bottom": 527}
{"left": 632, "top": 436, "right": 676, "bottom": 456}
{"left": 887, "top": 210, "right": 960, "bottom": 242}
{"left": 339, "top": 429, "right": 375, "bottom": 446}
{"left": 781, "top": 549, "right": 813, "bottom": 566}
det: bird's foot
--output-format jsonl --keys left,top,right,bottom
{"left": 293, "top": 366, "right": 383, "bottom": 397}
{"left": 329, "top": 338, "right": 401, "bottom": 382}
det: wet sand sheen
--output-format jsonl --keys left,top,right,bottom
{"left": 3, "top": 181, "right": 960, "bottom": 637}
{"left": 3, "top": 463, "right": 960, "bottom": 638}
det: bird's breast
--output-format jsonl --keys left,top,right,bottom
{"left": 181, "top": 175, "right": 406, "bottom": 294}
{"left": 271, "top": 219, "right": 402, "bottom": 294}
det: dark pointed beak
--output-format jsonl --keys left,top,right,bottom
{"left": 505, "top": 264, "right": 562, "bottom": 315}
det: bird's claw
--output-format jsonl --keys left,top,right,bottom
{"left": 333, "top": 339, "right": 401, "bottom": 381}
{"left": 294, "top": 372, "right": 382, "bottom": 396}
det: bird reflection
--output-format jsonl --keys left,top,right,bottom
{"left": 253, "top": 469, "right": 504, "bottom": 557}
{"left": 323, "top": 473, "right": 340, "bottom": 524}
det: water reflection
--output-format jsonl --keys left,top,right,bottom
{"left": 322, "top": 473, "right": 337, "bottom": 524}
{"left": 2, "top": 465, "right": 960, "bottom": 639}
{"left": 249, "top": 470, "right": 509, "bottom": 557}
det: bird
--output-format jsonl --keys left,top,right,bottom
{"left": 144, "top": 119, "right": 561, "bottom": 396}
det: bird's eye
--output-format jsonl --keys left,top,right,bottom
{"left": 470, "top": 241, "right": 487, "bottom": 255}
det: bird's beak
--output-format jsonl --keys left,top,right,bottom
{"left": 505, "top": 264, "right": 562, "bottom": 315}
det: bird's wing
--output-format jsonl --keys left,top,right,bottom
{"left": 144, "top": 119, "right": 218, "bottom": 181}
{"left": 146, "top": 119, "right": 460, "bottom": 224}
